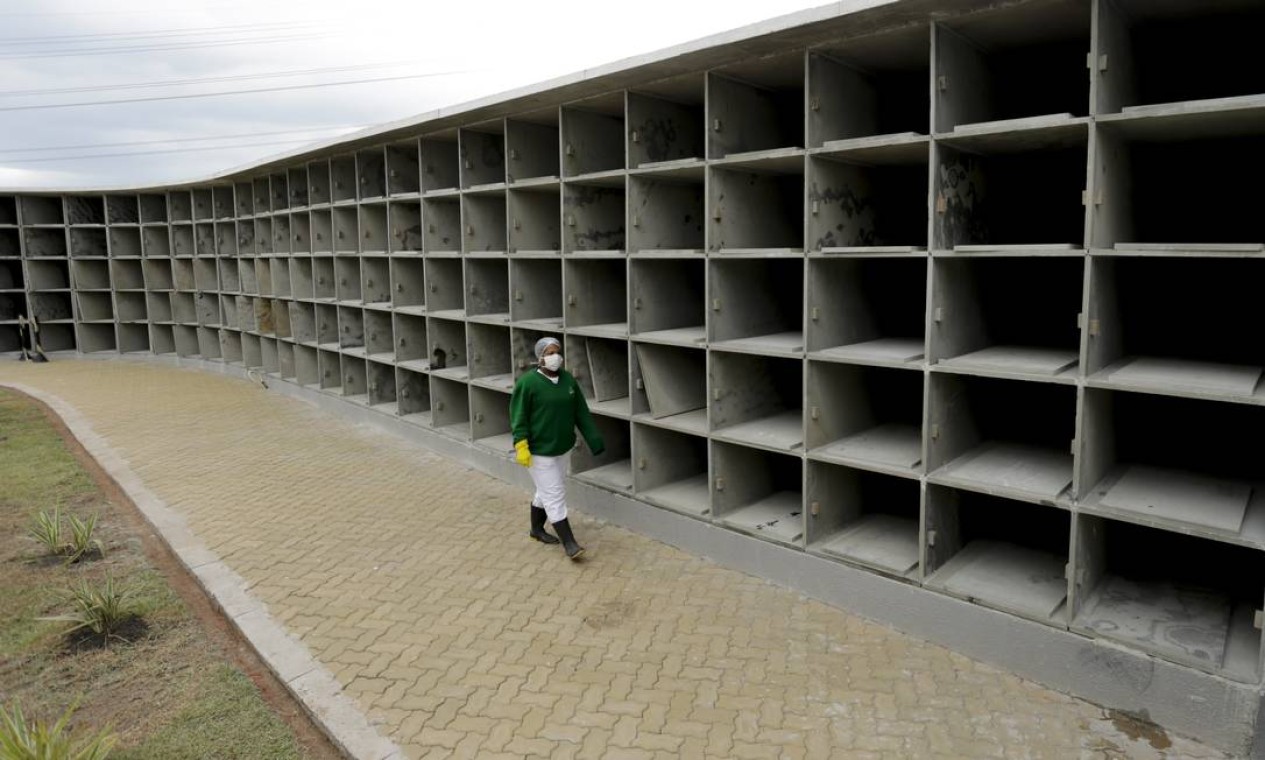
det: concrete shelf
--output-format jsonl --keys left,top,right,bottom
{"left": 306, "top": 161, "right": 331, "bottom": 207}
{"left": 329, "top": 156, "right": 356, "bottom": 204}
{"left": 807, "top": 361, "right": 923, "bottom": 476}
{"left": 508, "top": 258, "right": 561, "bottom": 327}
{"left": 421, "top": 137, "right": 460, "bottom": 193}
{"left": 0, "top": 230, "right": 19, "bottom": 258}
{"left": 270, "top": 215, "right": 291, "bottom": 255}
{"left": 707, "top": 53, "right": 804, "bottom": 159}
{"left": 709, "top": 351, "right": 803, "bottom": 453}
{"left": 71, "top": 260, "right": 110, "bottom": 291}
{"left": 506, "top": 118, "right": 559, "bottom": 183}
{"left": 23, "top": 196, "right": 65, "bottom": 226}
{"left": 360, "top": 257, "right": 389, "bottom": 306}
{"left": 387, "top": 201, "right": 421, "bottom": 253}
{"left": 633, "top": 424, "right": 710, "bottom": 518}
{"left": 288, "top": 302, "right": 315, "bottom": 344}
{"left": 628, "top": 171, "right": 704, "bottom": 253}
{"left": 0, "top": 260, "right": 23, "bottom": 291}
{"left": 562, "top": 96, "right": 625, "bottom": 178}
{"left": 712, "top": 441, "right": 803, "bottom": 547}
{"left": 69, "top": 228, "right": 107, "bottom": 259}
{"left": 708, "top": 258, "right": 802, "bottom": 354}
{"left": 708, "top": 163, "right": 802, "bottom": 253}
{"left": 108, "top": 227, "right": 142, "bottom": 258}
{"left": 386, "top": 141, "right": 420, "bottom": 197}
{"left": 808, "top": 152, "right": 927, "bottom": 252}
{"left": 430, "top": 375, "right": 470, "bottom": 437}
{"left": 310, "top": 210, "right": 331, "bottom": 254}
{"left": 808, "top": 463, "right": 921, "bottom": 579}
{"left": 562, "top": 182, "right": 624, "bottom": 254}
{"left": 507, "top": 185, "right": 561, "bottom": 254}
{"left": 422, "top": 196, "right": 461, "bottom": 254}
{"left": 141, "top": 228, "right": 169, "bottom": 258}
{"left": 572, "top": 415, "right": 632, "bottom": 493}
{"left": 0, "top": 196, "right": 15, "bottom": 226}
{"left": 281, "top": 337, "right": 299, "bottom": 375}
{"left": 24, "top": 228, "right": 67, "bottom": 259}
{"left": 148, "top": 324, "right": 174, "bottom": 355}
{"left": 808, "top": 27, "right": 929, "bottom": 148}
{"left": 459, "top": 127, "right": 505, "bottom": 190}
{"left": 392, "top": 313, "right": 427, "bottom": 365}
{"left": 66, "top": 196, "right": 105, "bottom": 226}
{"left": 389, "top": 256, "right": 425, "bottom": 311}
{"left": 272, "top": 258, "right": 294, "bottom": 297}
{"left": 332, "top": 207, "right": 358, "bottom": 254}
{"left": 563, "top": 258, "right": 624, "bottom": 333}
{"left": 116, "top": 292, "right": 146, "bottom": 323}
{"left": 633, "top": 342, "right": 705, "bottom": 428}
{"left": 627, "top": 84, "right": 704, "bottom": 170}
{"left": 105, "top": 195, "right": 139, "bottom": 226}
{"left": 395, "top": 365, "right": 430, "bottom": 417}
{"left": 287, "top": 256, "right": 311, "bottom": 300}
{"left": 358, "top": 204, "right": 386, "bottom": 255}
{"left": 471, "top": 386, "right": 513, "bottom": 456}
{"left": 569, "top": 335, "right": 628, "bottom": 408}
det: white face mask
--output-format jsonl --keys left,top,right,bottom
{"left": 542, "top": 353, "right": 563, "bottom": 371}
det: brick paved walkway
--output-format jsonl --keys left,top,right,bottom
{"left": 0, "top": 359, "right": 1227, "bottom": 759}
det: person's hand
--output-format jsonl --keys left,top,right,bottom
{"left": 514, "top": 440, "right": 532, "bottom": 467}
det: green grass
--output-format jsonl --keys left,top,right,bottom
{"left": 0, "top": 392, "right": 96, "bottom": 512}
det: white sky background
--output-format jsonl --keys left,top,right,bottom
{"left": 0, "top": 0, "right": 832, "bottom": 190}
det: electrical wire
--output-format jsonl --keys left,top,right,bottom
{"left": 0, "top": 125, "right": 367, "bottom": 154}
{"left": 0, "top": 30, "right": 336, "bottom": 59}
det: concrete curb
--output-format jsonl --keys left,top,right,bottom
{"left": 0, "top": 380, "right": 407, "bottom": 760}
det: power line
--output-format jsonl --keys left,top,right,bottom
{"left": 0, "top": 21, "right": 326, "bottom": 46}
{"left": 0, "top": 30, "right": 335, "bottom": 60}
{"left": 0, "top": 137, "right": 347, "bottom": 164}
{"left": 0, "top": 69, "right": 483, "bottom": 111}
{"left": 0, "top": 125, "right": 367, "bottom": 155}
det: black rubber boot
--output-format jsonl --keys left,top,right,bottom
{"left": 529, "top": 505, "right": 560, "bottom": 544}
{"left": 552, "top": 518, "right": 585, "bottom": 560}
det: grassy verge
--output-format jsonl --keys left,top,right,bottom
{"left": 0, "top": 389, "right": 330, "bottom": 758}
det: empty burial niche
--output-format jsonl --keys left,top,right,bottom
{"left": 506, "top": 259, "right": 561, "bottom": 326}
{"left": 0, "top": 230, "right": 17, "bottom": 258}
{"left": 216, "top": 223, "right": 237, "bottom": 257}
{"left": 627, "top": 82, "right": 705, "bottom": 170}
{"left": 563, "top": 181, "right": 625, "bottom": 254}
{"left": 195, "top": 223, "right": 217, "bottom": 257}
{"left": 463, "top": 192, "right": 508, "bottom": 253}
{"left": 295, "top": 344, "right": 319, "bottom": 386}
{"left": 390, "top": 257, "right": 425, "bottom": 312}
{"left": 198, "top": 293, "right": 222, "bottom": 328}
{"left": 30, "top": 292, "right": 74, "bottom": 323}
{"left": 70, "top": 229, "right": 107, "bottom": 258}
{"left": 807, "top": 463, "right": 921, "bottom": 579}
{"left": 148, "top": 293, "right": 173, "bottom": 324}
{"left": 360, "top": 257, "right": 389, "bottom": 306}
{"left": 0, "top": 260, "right": 23, "bottom": 291}
{"left": 77, "top": 323, "right": 116, "bottom": 354}
{"left": 72, "top": 260, "right": 110, "bottom": 290}
{"left": 310, "top": 210, "right": 332, "bottom": 253}
{"left": 278, "top": 340, "right": 296, "bottom": 380}
{"left": 470, "top": 386, "right": 513, "bottom": 454}
{"left": 362, "top": 309, "right": 392, "bottom": 360}
{"left": 467, "top": 322, "right": 513, "bottom": 390}
{"left": 1094, "top": 129, "right": 1265, "bottom": 252}
{"left": 633, "top": 424, "right": 710, "bottom": 517}
{"left": 396, "top": 367, "right": 431, "bottom": 423}
{"left": 393, "top": 313, "right": 428, "bottom": 371}
{"left": 357, "top": 148, "right": 387, "bottom": 200}
{"left": 311, "top": 257, "right": 333, "bottom": 301}
{"left": 430, "top": 376, "right": 470, "bottom": 438}
{"left": 219, "top": 256, "right": 241, "bottom": 293}
{"left": 76, "top": 292, "right": 113, "bottom": 322}
{"left": 272, "top": 298, "right": 292, "bottom": 339}
{"left": 24, "top": 229, "right": 67, "bottom": 258}
{"left": 807, "top": 362, "right": 924, "bottom": 475}
{"left": 568, "top": 336, "right": 630, "bottom": 416}
{"left": 707, "top": 54, "right": 805, "bottom": 159}
{"left": 105, "top": 195, "right": 139, "bottom": 225}
{"left": 1070, "top": 515, "right": 1264, "bottom": 681}
{"left": 171, "top": 226, "right": 194, "bottom": 258}
{"left": 317, "top": 348, "right": 341, "bottom": 391}
{"left": 212, "top": 186, "right": 234, "bottom": 219}
{"left": 22, "top": 196, "right": 64, "bottom": 226}
{"left": 107, "top": 227, "right": 142, "bottom": 258}
{"left": 149, "top": 324, "right": 175, "bottom": 355}
{"left": 287, "top": 168, "right": 308, "bottom": 208}
{"left": 564, "top": 259, "right": 626, "bottom": 336}
{"left": 172, "top": 258, "right": 195, "bottom": 291}
{"left": 251, "top": 178, "right": 268, "bottom": 214}
{"left": 507, "top": 187, "right": 561, "bottom": 253}
{"left": 926, "top": 374, "right": 1076, "bottom": 503}
{"left": 627, "top": 169, "right": 704, "bottom": 253}
{"left": 807, "top": 257, "right": 926, "bottom": 365}
{"left": 172, "top": 324, "right": 198, "bottom": 357}
{"left": 808, "top": 27, "right": 930, "bottom": 147}
{"left": 506, "top": 118, "right": 559, "bottom": 182}
{"left": 66, "top": 195, "right": 105, "bottom": 226}
{"left": 709, "top": 258, "right": 803, "bottom": 355}
{"left": 331, "top": 156, "right": 357, "bottom": 203}
{"left": 930, "top": 257, "right": 1082, "bottom": 378}
{"left": 290, "top": 212, "right": 311, "bottom": 253}
{"left": 1085, "top": 258, "right": 1265, "bottom": 400}
{"left": 332, "top": 207, "right": 358, "bottom": 253}
{"left": 289, "top": 302, "right": 316, "bottom": 344}
{"left": 933, "top": 0, "right": 1090, "bottom": 133}
{"left": 315, "top": 303, "right": 338, "bottom": 346}
{"left": 194, "top": 258, "right": 217, "bottom": 292}
{"left": 628, "top": 259, "right": 704, "bottom": 346}
{"left": 271, "top": 215, "right": 291, "bottom": 254}
{"left": 466, "top": 259, "right": 509, "bottom": 322}
{"left": 340, "top": 355, "right": 369, "bottom": 403}
{"left": 389, "top": 201, "right": 422, "bottom": 252}
{"left": 421, "top": 137, "right": 460, "bottom": 193}
{"left": 220, "top": 296, "right": 238, "bottom": 330}
{"left": 424, "top": 258, "right": 464, "bottom": 319}
{"left": 934, "top": 135, "right": 1087, "bottom": 251}
{"left": 712, "top": 442, "right": 803, "bottom": 547}
{"left": 171, "top": 193, "right": 194, "bottom": 224}
{"left": 193, "top": 188, "right": 214, "bottom": 220}
{"left": 230, "top": 331, "right": 252, "bottom": 366}
{"left": 423, "top": 198, "right": 461, "bottom": 253}
{"left": 334, "top": 256, "right": 361, "bottom": 303}
{"left": 633, "top": 343, "right": 707, "bottom": 435}
{"left": 110, "top": 259, "right": 144, "bottom": 291}
{"left": 142, "top": 227, "right": 170, "bottom": 257}
{"left": 807, "top": 152, "right": 928, "bottom": 252}
{"left": 428, "top": 317, "right": 467, "bottom": 380}
{"left": 234, "top": 182, "right": 253, "bottom": 216}
{"left": 0, "top": 196, "right": 17, "bottom": 225}
{"left": 239, "top": 257, "right": 261, "bottom": 295}
{"left": 1097, "top": 1, "right": 1265, "bottom": 114}
{"left": 710, "top": 351, "right": 803, "bottom": 453}
{"left": 368, "top": 359, "right": 397, "bottom": 409}
{"left": 387, "top": 141, "right": 420, "bottom": 196}
{"left": 139, "top": 194, "right": 167, "bottom": 224}
{"left": 261, "top": 336, "right": 280, "bottom": 374}
{"left": 229, "top": 296, "right": 250, "bottom": 329}
{"left": 308, "top": 161, "right": 331, "bottom": 206}
{"left": 255, "top": 258, "right": 274, "bottom": 297}
{"left": 708, "top": 164, "right": 803, "bottom": 252}
{"left": 572, "top": 415, "right": 633, "bottom": 492}
{"left": 561, "top": 96, "right": 625, "bottom": 178}
{"left": 1078, "top": 389, "right": 1265, "bottom": 545}
{"left": 337, "top": 306, "right": 364, "bottom": 351}
{"left": 235, "top": 219, "right": 255, "bottom": 256}
{"left": 459, "top": 128, "right": 505, "bottom": 189}
{"left": 924, "top": 486, "right": 1070, "bottom": 624}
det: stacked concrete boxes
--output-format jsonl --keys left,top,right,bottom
{"left": 3, "top": 0, "right": 1265, "bottom": 750}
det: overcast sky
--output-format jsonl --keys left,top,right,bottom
{"left": 0, "top": 0, "right": 833, "bottom": 191}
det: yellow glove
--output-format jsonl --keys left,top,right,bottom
{"left": 514, "top": 439, "right": 532, "bottom": 467}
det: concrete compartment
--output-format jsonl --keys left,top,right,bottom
{"left": 238, "top": 257, "right": 260, "bottom": 295}
{"left": 361, "top": 257, "right": 390, "bottom": 306}
{"left": 289, "top": 302, "right": 316, "bottom": 345}
{"left": 295, "top": 344, "right": 319, "bottom": 387}
{"left": 32, "top": 320, "right": 75, "bottom": 352}
{"left": 926, "top": 374, "right": 1075, "bottom": 504}
{"left": 572, "top": 415, "right": 634, "bottom": 493}
{"left": 197, "top": 292, "right": 221, "bottom": 327}
{"left": 0, "top": 196, "right": 14, "bottom": 225}
{"left": 0, "top": 230, "right": 18, "bottom": 258}
{"left": 424, "top": 257, "right": 464, "bottom": 318}
{"left": 171, "top": 258, "right": 195, "bottom": 291}
{"left": 427, "top": 316, "right": 467, "bottom": 380}
{"left": 707, "top": 54, "right": 805, "bottom": 158}
{"left": 66, "top": 195, "right": 105, "bottom": 226}
{"left": 1070, "top": 514, "right": 1263, "bottom": 682}
{"left": 563, "top": 181, "right": 625, "bottom": 253}
{"left": 287, "top": 168, "right": 308, "bottom": 208}
{"left": 234, "top": 182, "right": 254, "bottom": 216}
{"left": 627, "top": 169, "right": 704, "bottom": 253}
{"left": 929, "top": 257, "right": 1082, "bottom": 378}
{"left": 194, "top": 258, "right": 217, "bottom": 292}
{"left": 116, "top": 292, "right": 147, "bottom": 323}
{"left": 368, "top": 359, "right": 397, "bottom": 409}
{"left": 24, "top": 229, "right": 67, "bottom": 258}
{"left": 0, "top": 260, "right": 23, "bottom": 290}
{"left": 807, "top": 362, "right": 924, "bottom": 476}
{"left": 396, "top": 367, "right": 431, "bottom": 424}
{"left": 632, "top": 424, "right": 710, "bottom": 518}
{"left": 387, "top": 141, "right": 420, "bottom": 196}
{"left": 234, "top": 220, "right": 254, "bottom": 256}
{"left": 564, "top": 258, "right": 626, "bottom": 336}
{"left": 357, "top": 148, "right": 386, "bottom": 200}
{"left": 22, "top": 196, "right": 64, "bottom": 226}
{"left": 934, "top": 134, "right": 1088, "bottom": 251}
{"left": 76, "top": 322, "right": 116, "bottom": 353}
{"left": 567, "top": 336, "right": 629, "bottom": 417}
{"left": 311, "top": 210, "right": 332, "bottom": 253}
{"left": 195, "top": 223, "right": 217, "bottom": 257}
{"left": 337, "top": 305, "right": 364, "bottom": 351}
{"left": 709, "top": 351, "right": 803, "bottom": 452}
{"left": 142, "top": 228, "right": 170, "bottom": 258}
{"left": 76, "top": 291, "right": 113, "bottom": 322}
{"left": 429, "top": 375, "right": 470, "bottom": 438}
{"left": 363, "top": 309, "right": 393, "bottom": 361}
{"left": 335, "top": 256, "right": 361, "bottom": 303}
{"left": 708, "top": 258, "right": 803, "bottom": 355}
{"left": 331, "top": 156, "right": 357, "bottom": 203}
{"left": 216, "top": 223, "right": 237, "bottom": 257}
{"left": 632, "top": 343, "right": 707, "bottom": 435}
{"left": 340, "top": 355, "right": 369, "bottom": 403}
{"left": 507, "top": 186, "right": 561, "bottom": 253}
{"left": 71, "top": 260, "right": 110, "bottom": 291}
{"left": 197, "top": 326, "right": 221, "bottom": 359}
{"left": 233, "top": 296, "right": 254, "bottom": 331}
{"left": 467, "top": 323, "right": 513, "bottom": 391}
{"left": 288, "top": 256, "right": 311, "bottom": 299}
{"left": 108, "top": 228, "right": 142, "bottom": 258}
{"left": 219, "top": 295, "right": 238, "bottom": 330}
{"left": 708, "top": 163, "right": 803, "bottom": 253}
{"left": 147, "top": 293, "right": 173, "bottom": 324}
{"left": 807, "top": 257, "right": 926, "bottom": 366}
{"left": 627, "top": 84, "right": 705, "bottom": 169}
{"left": 111, "top": 259, "right": 144, "bottom": 291}
{"left": 423, "top": 197, "right": 461, "bottom": 253}
{"left": 312, "top": 256, "right": 334, "bottom": 300}
{"left": 711, "top": 441, "right": 804, "bottom": 547}
{"left": 561, "top": 97, "right": 625, "bottom": 178}
{"left": 0, "top": 293, "right": 22, "bottom": 320}
{"left": 390, "top": 256, "right": 425, "bottom": 312}
{"left": 172, "top": 324, "right": 198, "bottom": 357}
{"left": 393, "top": 313, "right": 427, "bottom": 370}
{"left": 232, "top": 330, "right": 253, "bottom": 366}
{"left": 421, "top": 137, "right": 460, "bottom": 193}
{"left": 463, "top": 192, "right": 507, "bottom": 253}
{"left": 317, "top": 348, "right": 341, "bottom": 390}
{"left": 261, "top": 336, "right": 280, "bottom": 373}
{"left": 278, "top": 340, "right": 296, "bottom": 380}
{"left": 924, "top": 486, "right": 1071, "bottom": 625}
{"left": 171, "top": 293, "right": 196, "bottom": 325}
{"left": 466, "top": 258, "right": 509, "bottom": 322}
{"left": 254, "top": 258, "right": 273, "bottom": 297}
{"left": 808, "top": 27, "right": 930, "bottom": 147}
{"left": 389, "top": 201, "right": 422, "bottom": 252}
{"left": 139, "top": 194, "right": 166, "bottom": 224}
{"left": 315, "top": 303, "right": 338, "bottom": 347}
{"left": 69, "top": 228, "right": 107, "bottom": 258}
{"left": 213, "top": 186, "right": 234, "bottom": 219}
{"left": 271, "top": 215, "right": 291, "bottom": 255}
{"left": 359, "top": 203, "right": 387, "bottom": 253}
{"left": 807, "top": 462, "right": 922, "bottom": 580}
{"left": 932, "top": 0, "right": 1090, "bottom": 133}
{"left": 332, "top": 207, "right": 358, "bottom": 253}
{"left": 509, "top": 259, "right": 562, "bottom": 328}
{"left": 470, "top": 386, "right": 513, "bottom": 455}
{"left": 291, "top": 212, "right": 311, "bottom": 254}
{"left": 272, "top": 298, "right": 291, "bottom": 339}
{"left": 308, "top": 160, "right": 331, "bottom": 206}
{"left": 628, "top": 258, "right": 705, "bottom": 346}
{"left": 807, "top": 150, "right": 928, "bottom": 252}
{"left": 192, "top": 188, "right": 213, "bottom": 220}
{"left": 506, "top": 119, "right": 559, "bottom": 182}
{"left": 460, "top": 128, "right": 505, "bottom": 189}
{"left": 149, "top": 324, "right": 175, "bottom": 355}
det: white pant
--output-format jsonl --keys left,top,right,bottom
{"left": 528, "top": 453, "right": 569, "bottom": 524}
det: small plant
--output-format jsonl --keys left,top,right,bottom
{"left": 64, "top": 514, "right": 104, "bottom": 565}
{"left": 26, "top": 508, "right": 104, "bottom": 565}
{"left": 27, "top": 507, "right": 64, "bottom": 555}
{"left": 0, "top": 699, "right": 116, "bottom": 760}
{"left": 41, "top": 576, "right": 137, "bottom": 645}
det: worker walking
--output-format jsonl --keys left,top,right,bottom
{"left": 510, "top": 336, "right": 605, "bottom": 559}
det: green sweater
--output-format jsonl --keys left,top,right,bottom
{"left": 510, "top": 369, "right": 604, "bottom": 457}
